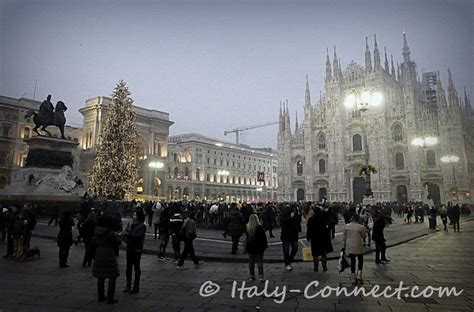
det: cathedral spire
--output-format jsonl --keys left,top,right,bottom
{"left": 384, "top": 47, "right": 389, "bottom": 72}
{"left": 373, "top": 34, "right": 381, "bottom": 69}
{"left": 436, "top": 71, "right": 447, "bottom": 108}
{"left": 295, "top": 111, "right": 299, "bottom": 132}
{"left": 365, "top": 36, "right": 372, "bottom": 72}
{"left": 402, "top": 29, "right": 411, "bottom": 64}
{"left": 333, "top": 46, "right": 340, "bottom": 80}
{"left": 390, "top": 54, "right": 395, "bottom": 78}
{"left": 464, "top": 87, "right": 472, "bottom": 113}
{"left": 397, "top": 62, "right": 400, "bottom": 80}
{"left": 447, "top": 68, "right": 458, "bottom": 108}
{"left": 325, "top": 47, "right": 332, "bottom": 82}
{"left": 305, "top": 75, "right": 311, "bottom": 107}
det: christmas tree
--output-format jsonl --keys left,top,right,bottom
{"left": 90, "top": 80, "right": 140, "bottom": 199}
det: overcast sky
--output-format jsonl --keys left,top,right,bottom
{"left": 1, "top": 0, "right": 472, "bottom": 148}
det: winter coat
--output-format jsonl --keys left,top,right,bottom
{"left": 182, "top": 218, "right": 197, "bottom": 240}
{"left": 280, "top": 209, "right": 301, "bottom": 242}
{"left": 343, "top": 222, "right": 367, "bottom": 255}
{"left": 92, "top": 226, "right": 121, "bottom": 279}
{"left": 169, "top": 213, "right": 184, "bottom": 236}
{"left": 245, "top": 225, "right": 268, "bottom": 254}
{"left": 262, "top": 206, "right": 275, "bottom": 230}
{"left": 57, "top": 217, "right": 75, "bottom": 247}
{"left": 152, "top": 203, "right": 162, "bottom": 225}
{"left": 225, "top": 209, "right": 246, "bottom": 237}
{"left": 12, "top": 217, "right": 25, "bottom": 238}
{"left": 372, "top": 215, "right": 386, "bottom": 243}
{"left": 306, "top": 213, "right": 333, "bottom": 256}
{"left": 79, "top": 218, "right": 96, "bottom": 243}
{"left": 158, "top": 209, "right": 170, "bottom": 236}
{"left": 125, "top": 221, "right": 147, "bottom": 252}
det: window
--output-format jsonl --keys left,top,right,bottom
{"left": 206, "top": 173, "right": 210, "bottom": 182}
{"left": 2, "top": 125, "right": 11, "bottom": 137}
{"left": 392, "top": 124, "right": 403, "bottom": 142}
{"left": 184, "top": 167, "right": 189, "bottom": 178}
{"left": 395, "top": 153, "right": 404, "bottom": 169}
{"left": 426, "top": 150, "right": 436, "bottom": 166}
{"left": 318, "top": 133, "right": 326, "bottom": 149}
{"left": 319, "top": 159, "right": 326, "bottom": 174}
{"left": 296, "top": 161, "right": 303, "bottom": 176}
{"left": 174, "top": 153, "right": 178, "bottom": 163}
{"left": 174, "top": 167, "right": 179, "bottom": 177}
{"left": 207, "top": 158, "right": 210, "bottom": 164}
{"left": 352, "top": 134, "right": 363, "bottom": 151}
{"left": 196, "top": 168, "right": 201, "bottom": 181}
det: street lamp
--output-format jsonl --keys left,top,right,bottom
{"left": 148, "top": 161, "right": 164, "bottom": 169}
{"left": 344, "top": 88, "right": 383, "bottom": 202}
{"left": 411, "top": 136, "right": 439, "bottom": 148}
{"left": 217, "top": 170, "right": 230, "bottom": 176}
{"left": 440, "top": 155, "right": 460, "bottom": 164}
{"left": 441, "top": 154, "right": 460, "bottom": 201}
{"left": 344, "top": 88, "right": 384, "bottom": 112}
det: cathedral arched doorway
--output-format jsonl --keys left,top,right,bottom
{"left": 318, "top": 187, "right": 327, "bottom": 202}
{"left": 352, "top": 177, "right": 366, "bottom": 204}
{"left": 427, "top": 184, "right": 441, "bottom": 206}
{"left": 296, "top": 188, "right": 305, "bottom": 201}
{"left": 396, "top": 185, "right": 408, "bottom": 202}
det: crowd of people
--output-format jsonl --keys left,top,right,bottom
{"left": 0, "top": 196, "right": 471, "bottom": 303}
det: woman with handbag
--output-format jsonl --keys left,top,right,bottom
{"left": 343, "top": 214, "right": 367, "bottom": 284}
{"left": 245, "top": 214, "right": 268, "bottom": 282}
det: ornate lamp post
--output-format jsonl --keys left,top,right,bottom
{"left": 411, "top": 136, "right": 438, "bottom": 203}
{"left": 344, "top": 88, "right": 383, "bottom": 201}
{"left": 441, "top": 155, "right": 460, "bottom": 202}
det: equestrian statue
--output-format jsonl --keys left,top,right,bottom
{"left": 25, "top": 94, "right": 68, "bottom": 139}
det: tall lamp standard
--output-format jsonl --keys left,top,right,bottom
{"left": 411, "top": 136, "right": 438, "bottom": 202}
{"left": 440, "top": 155, "right": 460, "bottom": 202}
{"left": 344, "top": 88, "right": 383, "bottom": 201}
{"left": 149, "top": 160, "right": 164, "bottom": 198}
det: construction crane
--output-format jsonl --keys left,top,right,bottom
{"left": 224, "top": 121, "right": 278, "bottom": 145}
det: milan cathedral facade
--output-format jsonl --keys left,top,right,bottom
{"left": 277, "top": 33, "right": 473, "bottom": 205}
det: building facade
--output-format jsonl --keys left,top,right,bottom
{"left": 79, "top": 96, "right": 173, "bottom": 200}
{"left": 0, "top": 95, "right": 82, "bottom": 189}
{"left": 278, "top": 33, "right": 473, "bottom": 204}
{"left": 166, "top": 133, "right": 278, "bottom": 202}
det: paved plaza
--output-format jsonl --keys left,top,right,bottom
{"left": 31, "top": 215, "right": 435, "bottom": 262}
{"left": 0, "top": 217, "right": 473, "bottom": 311}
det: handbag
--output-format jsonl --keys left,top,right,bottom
{"left": 301, "top": 241, "right": 313, "bottom": 262}
{"left": 337, "top": 249, "right": 350, "bottom": 273}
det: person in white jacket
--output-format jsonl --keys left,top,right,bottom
{"left": 152, "top": 202, "right": 162, "bottom": 240}
{"left": 343, "top": 214, "right": 367, "bottom": 284}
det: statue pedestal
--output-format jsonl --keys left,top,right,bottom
{"left": 0, "top": 136, "right": 85, "bottom": 199}
{"left": 25, "top": 136, "right": 79, "bottom": 169}
{"left": 362, "top": 197, "right": 376, "bottom": 206}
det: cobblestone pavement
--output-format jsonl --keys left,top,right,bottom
{"left": 32, "top": 215, "right": 448, "bottom": 262}
{"left": 0, "top": 218, "right": 472, "bottom": 311}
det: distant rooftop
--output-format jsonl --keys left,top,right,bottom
{"left": 169, "top": 133, "right": 276, "bottom": 157}
{"left": 84, "top": 96, "right": 171, "bottom": 122}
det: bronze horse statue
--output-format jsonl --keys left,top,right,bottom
{"left": 25, "top": 100, "right": 68, "bottom": 139}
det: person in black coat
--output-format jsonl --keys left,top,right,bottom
{"left": 224, "top": 205, "right": 246, "bottom": 254}
{"left": 262, "top": 205, "right": 275, "bottom": 238}
{"left": 158, "top": 206, "right": 170, "bottom": 260}
{"left": 428, "top": 206, "right": 437, "bottom": 230}
{"left": 245, "top": 214, "right": 268, "bottom": 282}
{"left": 280, "top": 204, "right": 301, "bottom": 271}
{"left": 123, "top": 210, "right": 147, "bottom": 294}
{"left": 452, "top": 205, "right": 461, "bottom": 232}
{"left": 306, "top": 206, "right": 333, "bottom": 272}
{"left": 93, "top": 215, "right": 121, "bottom": 304}
{"left": 372, "top": 211, "right": 389, "bottom": 264}
{"left": 80, "top": 211, "right": 96, "bottom": 267}
{"left": 57, "top": 211, "right": 74, "bottom": 268}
